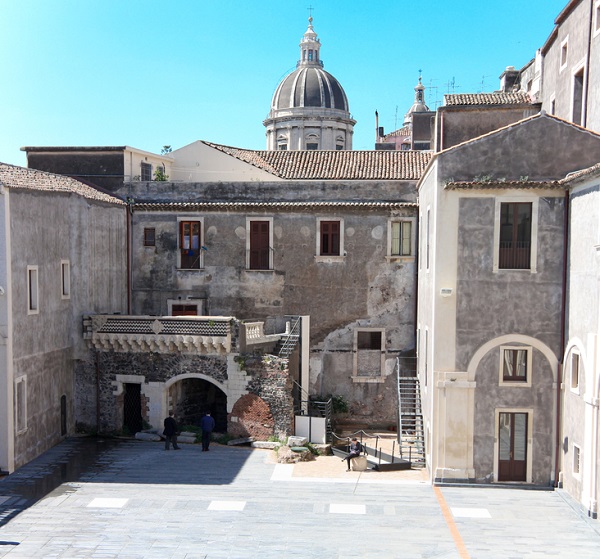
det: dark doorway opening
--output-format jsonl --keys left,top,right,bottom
{"left": 172, "top": 378, "right": 227, "bottom": 432}
{"left": 123, "top": 383, "right": 143, "bottom": 435}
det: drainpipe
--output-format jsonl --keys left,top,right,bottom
{"left": 583, "top": 0, "right": 593, "bottom": 128}
{"left": 555, "top": 189, "right": 570, "bottom": 487}
{"left": 95, "top": 351, "right": 101, "bottom": 434}
{"left": 126, "top": 198, "right": 133, "bottom": 315}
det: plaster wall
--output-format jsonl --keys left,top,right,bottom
{"left": 438, "top": 116, "right": 600, "bottom": 182}
{"left": 540, "top": 0, "right": 599, "bottom": 131}
{"left": 130, "top": 205, "right": 417, "bottom": 426}
{"left": 472, "top": 347, "right": 555, "bottom": 484}
{"left": 9, "top": 190, "right": 126, "bottom": 469}
{"left": 563, "top": 177, "right": 600, "bottom": 512}
{"left": 169, "top": 142, "right": 283, "bottom": 182}
{"left": 437, "top": 106, "right": 540, "bottom": 151}
{"left": 0, "top": 189, "right": 13, "bottom": 472}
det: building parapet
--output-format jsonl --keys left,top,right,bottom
{"left": 83, "top": 315, "right": 285, "bottom": 356}
{"left": 83, "top": 315, "right": 235, "bottom": 355}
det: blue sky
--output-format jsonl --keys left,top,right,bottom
{"left": 1, "top": 0, "right": 567, "bottom": 166}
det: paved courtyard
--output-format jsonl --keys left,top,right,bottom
{"left": 1, "top": 438, "right": 599, "bottom": 558}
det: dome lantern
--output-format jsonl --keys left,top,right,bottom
{"left": 264, "top": 16, "right": 356, "bottom": 151}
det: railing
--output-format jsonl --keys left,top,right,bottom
{"left": 83, "top": 315, "right": 234, "bottom": 354}
{"left": 278, "top": 316, "right": 301, "bottom": 358}
{"left": 499, "top": 241, "right": 531, "bottom": 269}
{"left": 246, "top": 247, "right": 274, "bottom": 271}
{"left": 331, "top": 430, "right": 413, "bottom": 471}
{"left": 240, "top": 320, "right": 282, "bottom": 352}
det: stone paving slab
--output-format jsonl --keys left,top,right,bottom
{"left": 0, "top": 438, "right": 599, "bottom": 558}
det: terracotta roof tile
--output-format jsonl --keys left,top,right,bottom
{"left": 203, "top": 142, "right": 431, "bottom": 180}
{"left": 444, "top": 92, "right": 533, "bottom": 106}
{"left": 445, "top": 180, "right": 562, "bottom": 190}
{"left": 134, "top": 201, "right": 417, "bottom": 211}
{"left": 383, "top": 126, "right": 411, "bottom": 140}
{"left": 0, "top": 163, "right": 125, "bottom": 205}
{"left": 560, "top": 162, "right": 600, "bottom": 185}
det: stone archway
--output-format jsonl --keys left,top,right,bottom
{"left": 169, "top": 377, "right": 227, "bottom": 432}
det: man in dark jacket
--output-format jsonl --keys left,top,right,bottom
{"left": 163, "top": 412, "right": 180, "bottom": 450}
{"left": 200, "top": 411, "right": 216, "bottom": 451}
{"left": 343, "top": 437, "right": 363, "bottom": 471}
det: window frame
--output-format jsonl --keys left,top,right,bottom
{"left": 15, "top": 375, "right": 28, "bottom": 434}
{"left": 387, "top": 217, "right": 415, "bottom": 260}
{"left": 140, "top": 161, "right": 152, "bottom": 181}
{"left": 498, "top": 345, "right": 532, "bottom": 387}
{"left": 315, "top": 218, "right": 344, "bottom": 262}
{"left": 560, "top": 36, "right": 569, "bottom": 71}
{"left": 493, "top": 197, "right": 538, "bottom": 273}
{"left": 27, "top": 265, "right": 39, "bottom": 315}
{"left": 571, "top": 62, "right": 586, "bottom": 126}
{"left": 352, "top": 327, "right": 386, "bottom": 383}
{"left": 570, "top": 351, "right": 580, "bottom": 393}
{"left": 61, "top": 260, "right": 70, "bottom": 300}
{"left": 595, "top": 1, "right": 600, "bottom": 38}
{"left": 572, "top": 443, "right": 581, "bottom": 477}
{"left": 177, "top": 217, "right": 204, "bottom": 270}
{"left": 144, "top": 227, "right": 156, "bottom": 247}
{"left": 246, "top": 217, "right": 274, "bottom": 271}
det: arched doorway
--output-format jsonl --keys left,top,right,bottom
{"left": 169, "top": 377, "right": 227, "bottom": 432}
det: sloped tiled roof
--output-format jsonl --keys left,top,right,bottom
{"left": 443, "top": 92, "right": 533, "bottom": 106}
{"left": 560, "top": 162, "right": 600, "bottom": 185}
{"left": 203, "top": 142, "right": 431, "bottom": 180}
{"left": 445, "top": 180, "right": 562, "bottom": 191}
{"left": 0, "top": 163, "right": 125, "bottom": 205}
{"left": 383, "top": 125, "right": 411, "bottom": 140}
{"left": 134, "top": 201, "right": 417, "bottom": 211}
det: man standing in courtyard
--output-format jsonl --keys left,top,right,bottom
{"left": 201, "top": 411, "right": 216, "bottom": 451}
{"left": 163, "top": 411, "right": 180, "bottom": 450}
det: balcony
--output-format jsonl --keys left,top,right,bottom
{"left": 83, "top": 315, "right": 287, "bottom": 356}
{"left": 83, "top": 315, "right": 235, "bottom": 355}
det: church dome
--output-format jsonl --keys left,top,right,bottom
{"left": 271, "top": 66, "right": 350, "bottom": 112}
{"left": 264, "top": 16, "right": 355, "bottom": 151}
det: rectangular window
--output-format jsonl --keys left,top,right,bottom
{"left": 15, "top": 376, "right": 27, "bottom": 434}
{"left": 320, "top": 220, "right": 341, "bottom": 256}
{"left": 306, "top": 143, "right": 318, "bottom": 150}
{"left": 573, "top": 444, "right": 581, "bottom": 475}
{"left": 560, "top": 38, "right": 568, "bottom": 69}
{"left": 353, "top": 329, "right": 385, "bottom": 380}
{"left": 61, "top": 260, "right": 70, "bottom": 299}
{"left": 141, "top": 162, "right": 152, "bottom": 181}
{"left": 171, "top": 304, "right": 198, "bottom": 316}
{"left": 571, "top": 353, "right": 580, "bottom": 390}
{"left": 179, "top": 220, "right": 202, "bottom": 269}
{"left": 596, "top": 2, "right": 600, "bottom": 35}
{"left": 144, "top": 228, "right": 156, "bottom": 247}
{"left": 27, "top": 265, "right": 39, "bottom": 314}
{"left": 248, "top": 220, "right": 272, "bottom": 270}
{"left": 499, "top": 346, "right": 532, "bottom": 386}
{"left": 390, "top": 220, "right": 413, "bottom": 257}
{"left": 502, "top": 349, "right": 528, "bottom": 382}
{"left": 499, "top": 202, "right": 532, "bottom": 269}
{"left": 426, "top": 209, "right": 430, "bottom": 270}
{"left": 572, "top": 68, "right": 584, "bottom": 126}
{"left": 357, "top": 330, "right": 382, "bottom": 350}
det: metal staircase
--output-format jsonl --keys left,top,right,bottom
{"left": 276, "top": 316, "right": 301, "bottom": 358}
{"left": 396, "top": 358, "right": 425, "bottom": 466}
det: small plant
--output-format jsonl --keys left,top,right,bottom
{"left": 153, "top": 166, "right": 169, "bottom": 181}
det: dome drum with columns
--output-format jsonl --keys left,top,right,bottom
{"left": 264, "top": 17, "right": 356, "bottom": 151}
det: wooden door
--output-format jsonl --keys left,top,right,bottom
{"left": 498, "top": 412, "right": 527, "bottom": 482}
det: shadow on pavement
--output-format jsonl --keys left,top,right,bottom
{"left": 0, "top": 436, "right": 253, "bottom": 526}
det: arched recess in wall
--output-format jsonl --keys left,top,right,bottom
{"left": 467, "top": 334, "right": 559, "bottom": 383}
{"left": 165, "top": 373, "right": 229, "bottom": 432}
{"left": 563, "top": 337, "right": 587, "bottom": 393}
